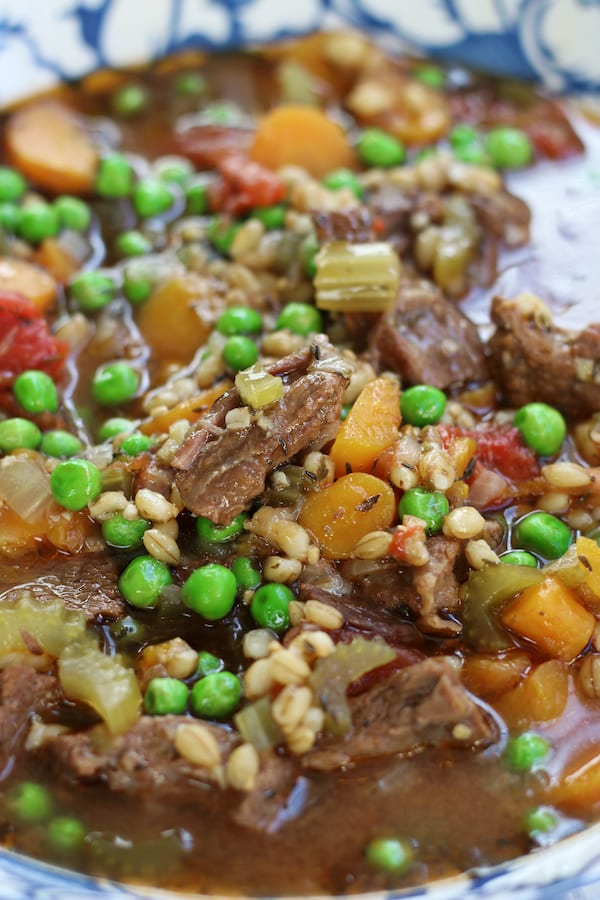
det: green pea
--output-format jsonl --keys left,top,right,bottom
{"left": 40, "top": 429, "right": 83, "bottom": 459}
{"left": 69, "top": 271, "right": 116, "bottom": 313}
{"left": 0, "top": 417, "right": 41, "bottom": 451}
{"left": 102, "top": 513, "right": 149, "bottom": 549}
{"left": 112, "top": 83, "right": 148, "bottom": 117}
{"left": 400, "top": 384, "right": 446, "bottom": 427}
{"left": 48, "top": 816, "right": 85, "bottom": 853}
{"left": 216, "top": 306, "right": 262, "bottom": 336}
{"left": 341, "top": 403, "right": 352, "bottom": 421}
{"left": 505, "top": 732, "right": 550, "bottom": 772}
{"left": 54, "top": 196, "right": 91, "bottom": 232}
{"left": 50, "top": 458, "right": 102, "bottom": 511}
{"left": 123, "top": 261, "right": 154, "bottom": 304}
{"left": 322, "top": 169, "right": 363, "bottom": 199}
{"left": 453, "top": 143, "right": 492, "bottom": 166}
{"left": 251, "top": 203, "right": 287, "bottom": 230}
{"left": 207, "top": 217, "right": 241, "bottom": 256}
{"left": 185, "top": 178, "right": 209, "bottom": 215}
{"left": 9, "top": 781, "right": 53, "bottom": 823}
{"left": 13, "top": 369, "right": 58, "bottom": 414}
{"left": 153, "top": 156, "right": 194, "bottom": 185}
{"left": 231, "top": 556, "right": 261, "bottom": 589}
{"left": 0, "top": 202, "right": 22, "bottom": 231}
{"left": 365, "top": 837, "right": 414, "bottom": 873}
{"left": 118, "top": 555, "right": 172, "bottom": 608}
{"left": 500, "top": 550, "right": 539, "bottom": 568}
{"left": 182, "top": 563, "right": 238, "bottom": 620}
{"left": 133, "top": 178, "right": 174, "bottom": 219}
{"left": 174, "top": 71, "right": 207, "bottom": 97}
{"left": 92, "top": 362, "right": 139, "bottom": 406}
{"left": 276, "top": 302, "right": 322, "bottom": 336}
{"left": 514, "top": 402, "right": 566, "bottom": 457}
{"left": 18, "top": 203, "right": 60, "bottom": 244}
{"left": 300, "top": 233, "right": 319, "bottom": 278}
{"left": 223, "top": 335, "right": 258, "bottom": 371}
{"left": 0, "top": 166, "right": 27, "bottom": 202}
{"left": 524, "top": 806, "right": 558, "bottom": 839}
{"left": 512, "top": 511, "right": 572, "bottom": 560}
{"left": 144, "top": 677, "right": 189, "bottom": 715}
{"left": 414, "top": 65, "right": 445, "bottom": 88}
{"left": 98, "top": 417, "right": 135, "bottom": 441}
{"left": 449, "top": 124, "right": 480, "bottom": 150}
{"left": 119, "top": 431, "right": 154, "bottom": 456}
{"left": 485, "top": 126, "right": 534, "bottom": 169}
{"left": 196, "top": 513, "right": 247, "bottom": 543}
{"left": 115, "top": 229, "right": 152, "bottom": 257}
{"left": 357, "top": 128, "right": 406, "bottom": 168}
{"left": 190, "top": 670, "right": 241, "bottom": 719}
{"left": 96, "top": 153, "right": 135, "bottom": 198}
{"left": 250, "top": 583, "right": 293, "bottom": 632}
{"left": 398, "top": 488, "right": 449, "bottom": 535}
{"left": 196, "top": 650, "right": 224, "bottom": 677}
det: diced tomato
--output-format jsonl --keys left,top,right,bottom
{"left": 208, "top": 152, "right": 286, "bottom": 216}
{"left": 438, "top": 423, "right": 539, "bottom": 481}
{"left": 389, "top": 519, "right": 426, "bottom": 563}
{"left": 0, "top": 291, "right": 68, "bottom": 388}
{"left": 172, "top": 125, "right": 254, "bottom": 169}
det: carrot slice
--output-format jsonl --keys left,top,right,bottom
{"left": 139, "top": 382, "right": 232, "bottom": 435}
{"left": 0, "top": 257, "right": 57, "bottom": 312}
{"left": 250, "top": 105, "right": 356, "bottom": 178}
{"left": 6, "top": 101, "right": 99, "bottom": 195}
{"left": 329, "top": 376, "right": 400, "bottom": 478}
{"left": 136, "top": 274, "right": 216, "bottom": 364}
{"left": 298, "top": 472, "right": 395, "bottom": 559}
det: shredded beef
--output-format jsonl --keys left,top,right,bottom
{"left": 172, "top": 342, "right": 349, "bottom": 524}
{"left": 488, "top": 292, "right": 600, "bottom": 419}
{"left": 0, "top": 555, "right": 125, "bottom": 621}
{"left": 0, "top": 666, "right": 60, "bottom": 776}
{"left": 305, "top": 657, "right": 498, "bottom": 771}
{"left": 369, "top": 279, "right": 488, "bottom": 388}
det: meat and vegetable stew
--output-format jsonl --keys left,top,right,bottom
{"left": 1, "top": 30, "right": 599, "bottom": 895}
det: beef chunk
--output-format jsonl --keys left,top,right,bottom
{"left": 313, "top": 208, "right": 375, "bottom": 244}
{"left": 0, "top": 555, "right": 125, "bottom": 621}
{"left": 306, "top": 658, "right": 497, "bottom": 771}
{"left": 469, "top": 190, "right": 530, "bottom": 248}
{"left": 172, "top": 342, "right": 348, "bottom": 525}
{"left": 42, "top": 715, "right": 301, "bottom": 833}
{"left": 0, "top": 666, "right": 60, "bottom": 774}
{"left": 369, "top": 279, "right": 488, "bottom": 388}
{"left": 488, "top": 292, "right": 600, "bottom": 419}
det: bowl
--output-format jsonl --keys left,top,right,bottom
{"left": 1, "top": 2, "right": 599, "bottom": 899}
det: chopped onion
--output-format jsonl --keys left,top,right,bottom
{"left": 467, "top": 466, "right": 508, "bottom": 509}
{"left": 235, "top": 696, "right": 283, "bottom": 751}
{"left": 0, "top": 456, "right": 52, "bottom": 522}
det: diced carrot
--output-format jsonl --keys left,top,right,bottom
{"left": 501, "top": 575, "right": 595, "bottom": 662}
{"left": 0, "top": 257, "right": 57, "bottom": 312}
{"left": 250, "top": 105, "right": 356, "bottom": 178}
{"left": 139, "top": 382, "right": 232, "bottom": 435}
{"left": 550, "top": 747, "right": 600, "bottom": 811}
{"left": 136, "top": 274, "right": 215, "bottom": 364}
{"left": 329, "top": 377, "right": 400, "bottom": 479}
{"left": 34, "top": 238, "right": 80, "bottom": 284}
{"left": 6, "top": 101, "right": 99, "bottom": 195}
{"left": 495, "top": 659, "right": 569, "bottom": 728}
{"left": 461, "top": 650, "right": 531, "bottom": 698}
{"left": 298, "top": 472, "right": 395, "bottom": 559}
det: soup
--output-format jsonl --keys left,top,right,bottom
{"left": 0, "top": 31, "right": 599, "bottom": 895}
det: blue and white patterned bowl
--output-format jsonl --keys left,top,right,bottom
{"left": 1, "top": 1, "right": 600, "bottom": 898}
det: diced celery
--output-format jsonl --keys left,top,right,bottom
{"left": 59, "top": 641, "right": 142, "bottom": 736}
{"left": 235, "top": 364, "right": 284, "bottom": 409}
{"left": 314, "top": 241, "right": 402, "bottom": 312}
{"left": 234, "top": 695, "right": 283, "bottom": 750}
{"left": 0, "top": 593, "right": 87, "bottom": 660}
{"left": 310, "top": 636, "right": 396, "bottom": 736}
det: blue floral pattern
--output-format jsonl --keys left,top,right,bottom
{"left": 1, "top": 0, "right": 600, "bottom": 895}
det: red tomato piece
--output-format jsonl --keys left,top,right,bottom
{"left": 389, "top": 519, "right": 427, "bottom": 563}
{"left": 438, "top": 423, "right": 539, "bottom": 481}
{"left": 208, "top": 152, "right": 286, "bottom": 215}
{"left": 0, "top": 291, "right": 68, "bottom": 388}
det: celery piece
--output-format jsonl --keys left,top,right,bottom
{"left": 235, "top": 364, "right": 284, "bottom": 409}
{"left": 234, "top": 695, "right": 283, "bottom": 751}
{"left": 59, "top": 641, "right": 142, "bottom": 736}
{"left": 0, "top": 593, "right": 87, "bottom": 660}
{"left": 314, "top": 241, "right": 402, "bottom": 312}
